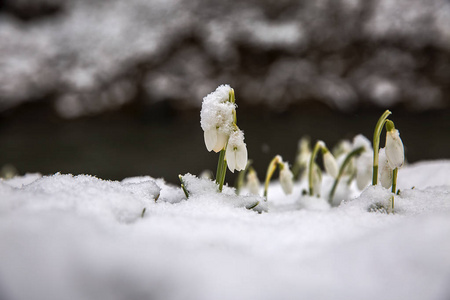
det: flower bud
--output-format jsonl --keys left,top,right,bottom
{"left": 246, "top": 169, "right": 260, "bottom": 195}
{"left": 385, "top": 123, "right": 404, "bottom": 169}
{"left": 323, "top": 150, "right": 339, "bottom": 179}
{"left": 225, "top": 130, "right": 248, "bottom": 173}
{"left": 204, "top": 128, "right": 229, "bottom": 152}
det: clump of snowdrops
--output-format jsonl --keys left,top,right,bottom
{"left": 200, "top": 84, "right": 248, "bottom": 191}
{"left": 179, "top": 85, "right": 249, "bottom": 196}
{"left": 181, "top": 84, "right": 406, "bottom": 214}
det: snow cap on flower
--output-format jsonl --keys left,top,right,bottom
{"left": 279, "top": 162, "right": 294, "bottom": 195}
{"left": 385, "top": 121, "right": 404, "bottom": 169}
{"left": 322, "top": 148, "right": 339, "bottom": 179}
{"left": 225, "top": 129, "right": 248, "bottom": 173}
{"left": 379, "top": 148, "right": 393, "bottom": 189}
{"left": 200, "top": 84, "right": 236, "bottom": 152}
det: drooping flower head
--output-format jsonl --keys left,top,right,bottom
{"left": 322, "top": 149, "right": 339, "bottom": 179}
{"left": 246, "top": 168, "right": 260, "bottom": 195}
{"left": 225, "top": 129, "right": 248, "bottom": 173}
{"left": 332, "top": 139, "right": 352, "bottom": 159}
{"left": 297, "top": 137, "right": 311, "bottom": 166}
{"left": 200, "top": 85, "right": 235, "bottom": 152}
{"left": 279, "top": 162, "right": 294, "bottom": 195}
{"left": 385, "top": 120, "right": 404, "bottom": 169}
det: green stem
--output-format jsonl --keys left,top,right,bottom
{"left": 214, "top": 88, "right": 237, "bottom": 193}
{"left": 215, "top": 149, "right": 227, "bottom": 192}
{"left": 372, "top": 110, "right": 392, "bottom": 185}
{"left": 230, "top": 89, "right": 237, "bottom": 124}
{"left": 309, "top": 141, "right": 323, "bottom": 196}
{"left": 328, "top": 146, "right": 364, "bottom": 204}
{"left": 392, "top": 168, "right": 398, "bottom": 195}
{"left": 291, "top": 162, "right": 301, "bottom": 181}
{"left": 292, "top": 137, "right": 310, "bottom": 181}
{"left": 219, "top": 153, "right": 228, "bottom": 192}
{"left": 390, "top": 195, "right": 395, "bottom": 214}
{"left": 179, "top": 175, "right": 189, "bottom": 198}
{"left": 264, "top": 156, "right": 281, "bottom": 199}
{"left": 215, "top": 149, "right": 225, "bottom": 184}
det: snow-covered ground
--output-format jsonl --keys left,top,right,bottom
{"left": 1, "top": 160, "right": 449, "bottom": 300}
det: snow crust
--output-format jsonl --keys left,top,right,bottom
{"left": 1, "top": 161, "right": 450, "bottom": 300}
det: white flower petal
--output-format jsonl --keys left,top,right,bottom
{"left": 226, "top": 143, "right": 236, "bottom": 173}
{"left": 352, "top": 134, "right": 372, "bottom": 151}
{"left": 323, "top": 152, "right": 339, "bottom": 178}
{"left": 235, "top": 144, "right": 248, "bottom": 171}
{"left": 213, "top": 131, "right": 228, "bottom": 152}
{"left": 385, "top": 129, "right": 404, "bottom": 169}
{"left": 246, "top": 170, "right": 260, "bottom": 195}
{"left": 279, "top": 164, "right": 294, "bottom": 195}
{"left": 204, "top": 129, "right": 217, "bottom": 152}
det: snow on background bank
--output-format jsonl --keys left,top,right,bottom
{"left": 1, "top": 160, "right": 449, "bottom": 300}
{"left": 1, "top": 0, "right": 450, "bottom": 116}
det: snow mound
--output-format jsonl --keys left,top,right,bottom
{"left": 0, "top": 173, "right": 160, "bottom": 223}
{"left": 181, "top": 173, "right": 268, "bottom": 213}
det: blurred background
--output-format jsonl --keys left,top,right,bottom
{"left": 0, "top": 0, "right": 449, "bottom": 184}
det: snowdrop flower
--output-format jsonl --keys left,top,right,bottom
{"left": 379, "top": 148, "right": 393, "bottom": 189}
{"left": 385, "top": 121, "right": 405, "bottom": 169}
{"left": 333, "top": 140, "right": 352, "bottom": 159}
{"left": 226, "top": 130, "right": 248, "bottom": 173}
{"left": 308, "top": 140, "right": 328, "bottom": 196}
{"left": 323, "top": 149, "right": 339, "bottom": 179}
{"left": 292, "top": 137, "right": 311, "bottom": 180}
{"left": 279, "top": 162, "right": 294, "bottom": 195}
{"left": 246, "top": 168, "right": 260, "bottom": 195}
{"left": 371, "top": 110, "right": 392, "bottom": 186}
{"left": 200, "top": 85, "right": 235, "bottom": 152}
{"left": 204, "top": 129, "right": 229, "bottom": 152}
{"left": 199, "top": 170, "right": 213, "bottom": 180}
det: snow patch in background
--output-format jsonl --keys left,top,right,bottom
{"left": 1, "top": 0, "right": 450, "bottom": 116}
